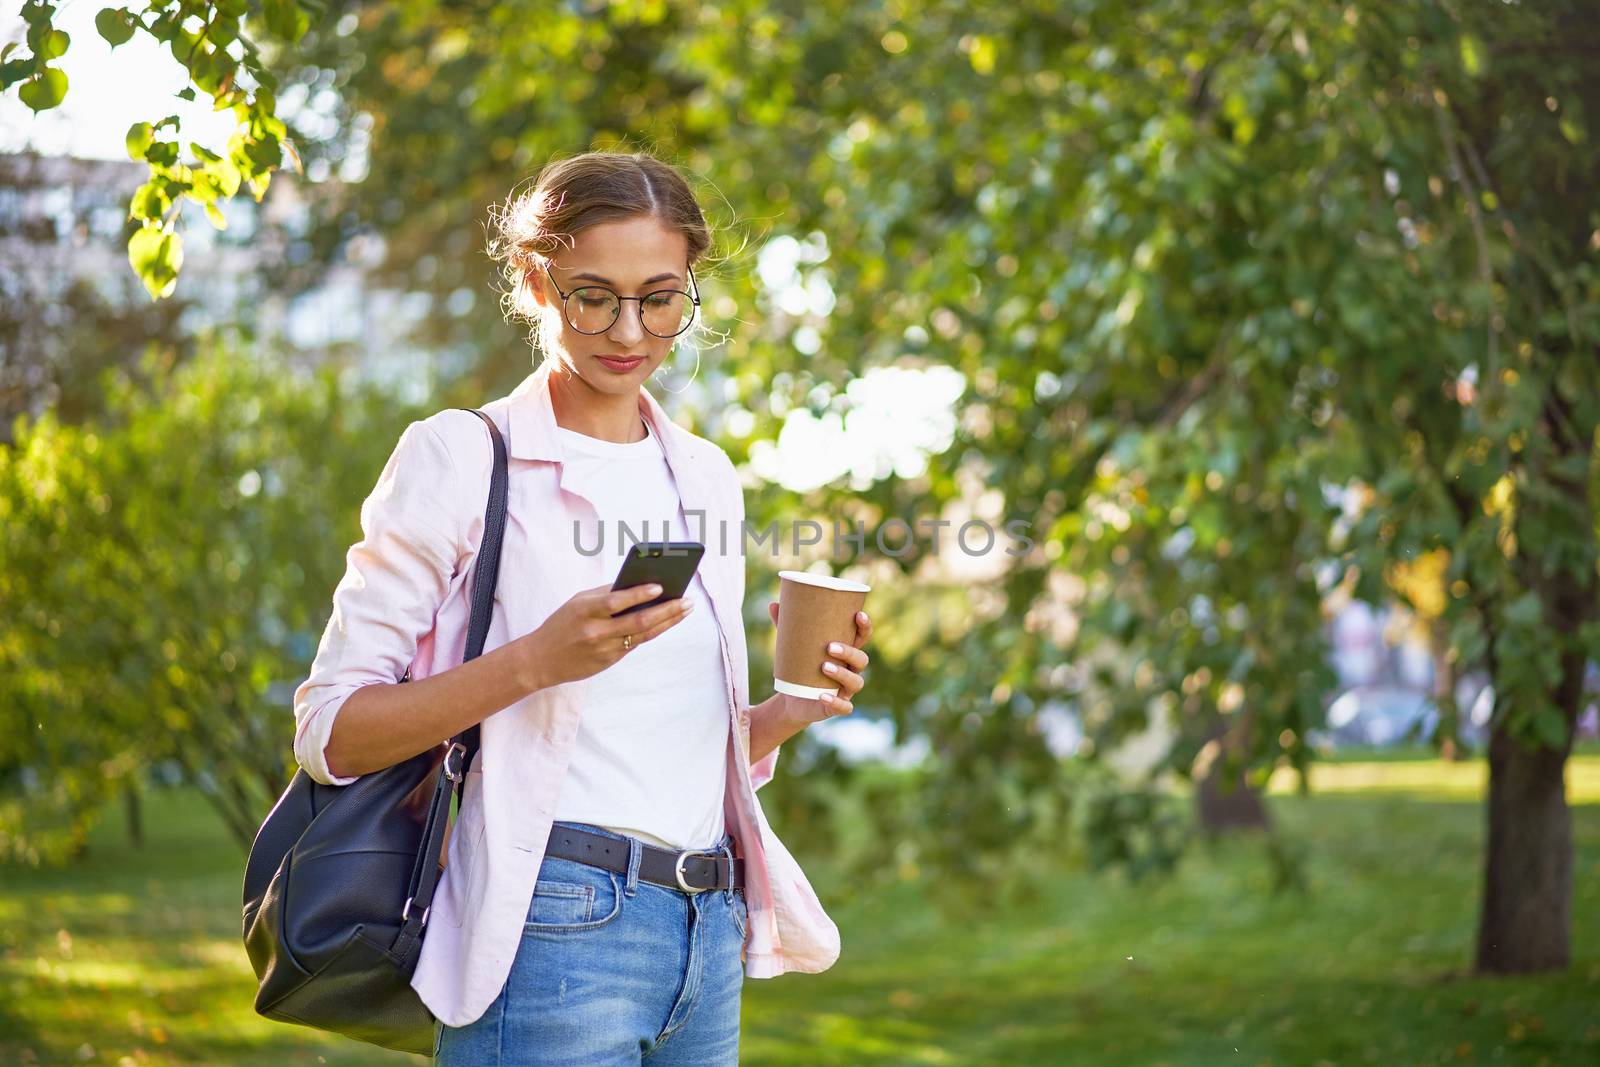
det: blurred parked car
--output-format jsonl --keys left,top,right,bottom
{"left": 1311, "top": 673, "right": 1598, "bottom": 752}
{"left": 1311, "top": 681, "right": 1512, "bottom": 751}
{"left": 1317, "top": 685, "right": 1441, "bottom": 748}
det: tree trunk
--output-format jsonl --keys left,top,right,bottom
{"left": 1474, "top": 721, "right": 1571, "bottom": 972}
{"left": 1431, "top": 623, "right": 1464, "bottom": 762}
{"left": 1195, "top": 714, "right": 1271, "bottom": 834}
{"left": 123, "top": 782, "right": 144, "bottom": 848}
{"left": 1475, "top": 524, "right": 1587, "bottom": 974}
{"left": 1197, "top": 768, "right": 1271, "bottom": 832}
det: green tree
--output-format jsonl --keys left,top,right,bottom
{"left": 0, "top": 342, "right": 418, "bottom": 857}
{"left": 291, "top": 0, "right": 1596, "bottom": 972}
{"left": 7, "top": 0, "right": 1597, "bottom": 975}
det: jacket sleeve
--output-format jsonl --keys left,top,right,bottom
{"left": 749, "top": 745, "right": 779, "bottom": 792}
{"left": 720, "top": 444, "right": 780, "bottom": 792}
{"left": 292, "top": 420, "right": 464, "bottom": 786}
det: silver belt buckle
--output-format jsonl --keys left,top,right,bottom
{"left": 674, "top": 849, "right": 717, "bottom": 893}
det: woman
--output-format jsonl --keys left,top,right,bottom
{"left": 291, "top": 151, "right": 872, "bottom": 1065}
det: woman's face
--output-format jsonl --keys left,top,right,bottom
{"left": 532, "top": 215, "right": 691, "bottom": 397}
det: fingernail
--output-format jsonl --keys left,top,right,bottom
{"left": 647, "top": 584, "right": 663, "bottom": 595}
{"left": 829, "top": 642, "right": 843, "bottom": 654}
{"left": 819, "top": 693, "right": 833, "bottom": 705}
{"left": 682, "top": 599, "right": 694, "bottom": 611}
{"left": 823, "top": 662, "right": 837, "bottom": 674}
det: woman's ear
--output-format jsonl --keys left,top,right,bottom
{"left": 523, "top": 267, "right": 550, "bottom": 309}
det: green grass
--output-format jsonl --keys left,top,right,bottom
{"left": 3, "top": 757, "right": 1599, "bottom": 1065}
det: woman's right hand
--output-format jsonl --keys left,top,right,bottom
{"left": 518, "top": 582, "right": 693, "bottom": 690}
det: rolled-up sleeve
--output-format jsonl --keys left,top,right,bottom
{"left": 750, "top": 746, "right": 779, "bottom": 791}
{"left": 292, "top": 420, "right": 463, "bottom": 786}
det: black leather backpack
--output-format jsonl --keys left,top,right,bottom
{"left": 242, "top": 408, "right": 506, "bottom": 1055}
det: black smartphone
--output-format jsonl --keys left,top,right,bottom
{"left": 609, "top": 541, "right": 705, "bottom": 617}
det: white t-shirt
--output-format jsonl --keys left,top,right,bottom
{"left": 550, "top": 418, "right": 730, "bottom": 851}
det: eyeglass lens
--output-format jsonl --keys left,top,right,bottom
{"left": 565, "top": 288, "right": 694, "bottom": 337}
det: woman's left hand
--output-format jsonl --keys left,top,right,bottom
{"left": 767, "top": 603, "right": 872, "bottom": 720}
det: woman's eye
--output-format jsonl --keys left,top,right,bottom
{"left": 577, "top": 294, "right": 612, "bottom": 308}
{"left": 644, "top": 293, "right": 675, "bottom": 308}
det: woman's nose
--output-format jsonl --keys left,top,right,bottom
{"left": 607, "top": 301, "right": 646, "bottom": 343}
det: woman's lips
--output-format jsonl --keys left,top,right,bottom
{"left": 595, "top": 354, "right": 646, "bottom": 372}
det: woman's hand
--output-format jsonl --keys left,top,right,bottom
{"left": 766, "top": 602, "right": 873, "bottom": 725}
{"left": 519, "top": 582, "right": 693, "bottom": 690}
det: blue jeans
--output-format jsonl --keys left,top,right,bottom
{"left": 434, "top": 822, "right": 748, "bottom": 1065}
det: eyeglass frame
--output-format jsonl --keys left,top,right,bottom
{"left": 541, "top": 264, "right": 702, "bottom": 338}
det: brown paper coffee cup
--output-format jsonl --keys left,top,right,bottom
{"left": 774, "top": 570, "right": 870, "bottom": 699}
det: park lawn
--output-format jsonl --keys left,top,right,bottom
{"left": 0, "top": 756, "right": 1594, "bottom": 1066}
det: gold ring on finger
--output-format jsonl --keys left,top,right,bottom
{"left": 622, "top": 633, "right": 633, "bottom": 652}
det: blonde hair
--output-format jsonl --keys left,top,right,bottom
{"left": 488, "top": 151, "right": 712, "bottom": 352}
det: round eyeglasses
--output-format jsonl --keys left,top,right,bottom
{"left": 543, "top": 265, "right": 701, "bottom": 338}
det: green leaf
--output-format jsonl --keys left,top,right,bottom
{"left": 263, "top": 0, "right": 309, "bottom": 42}
{"left": 0, "top": 58, "right": 34, "bottom": 91}
{"left": 38, "top": 28, "right": 69, "bottom": 60}
{"left": 1558, "top": 113, "right": 1586, "bottom": 146}
{"left": 1459, "top": 34, "right": 1483, "bottom": 77}
{"left": 1578, "top": 621, "right": 1600, "bottom": 663}
{"left": 147, "top": 13, "right": 176, "bottom": 43}
{"left": 186, "top": 174, "right": 217, "bottom": 205}
{"left": 191, "top": 49, "right": 220, "bottom": 93}
{"left": 177, "top": 85, "right": 196, "bottom": 101}
{"left": 191, "top": 165, "right": 236, "bottom": 203}
{"left": 200, "top": 50, "right": 239, "bottom": 95}
{"left": 1504, "top": 590, "right": 1544, "bottom": 629}
{"left": 128, "top": 226, "right": 184, "bottom": 299}
{"left": 128, "top": 180, "right": 171, "bottom": 221}
{"left": 211, "top": 159, "right": 241, "bottom": 197}
{"left": 18, "top": 67, "right": 67, "bottom": 112}
{"left": 95, "top": 7, "right": 136, "bottom": 47}
{"left": 125, "top": 121, "right": 153, "bottom": 160}
{"left": 966, "top": 35, "right": 995, "bottom": 76}
{"left": 242, "top": 134, "right": 282, "bottom": 171}
{"left": 145, "top": 140, "right": 179, "bottom": 167}
{"left": 204, "top": 201, "right": 228, "bottom": 230}
{"left": 1531, "top": 706, "right": 1568, "bottom": 750}
{"left": 19, "top": 1, "right": 55, "bottom": 26}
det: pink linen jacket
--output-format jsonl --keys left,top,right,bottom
{"left": 291, "top": 358, "right": 840, "bottom": 1026}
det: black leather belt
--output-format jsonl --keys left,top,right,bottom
{"left": 545, "top": 824, "right": 743, "bottom": 894}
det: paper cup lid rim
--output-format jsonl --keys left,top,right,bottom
{"left": 777, "top": 569, "right": 871, "bottom": 593}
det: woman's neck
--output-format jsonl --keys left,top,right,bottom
{"left": 549, "top": 363, "right": 648, "bottom": 444}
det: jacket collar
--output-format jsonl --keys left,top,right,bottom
{"left": 507, "top": 359, "right": 676, "bottom": 455}
{"left": 505, "top": 358, "right": 708, "bottom": 499}
{"left": 502, "top": 358, "right": 740, "bottom": 685}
